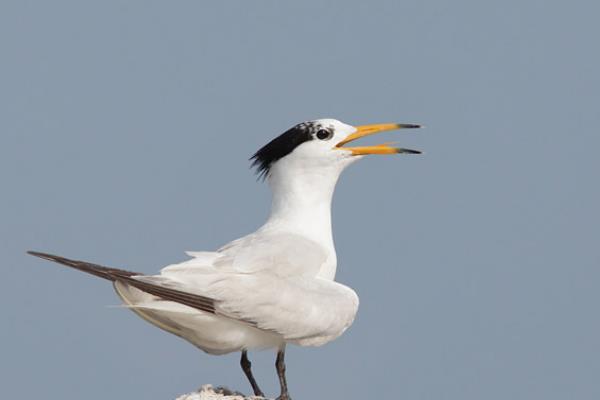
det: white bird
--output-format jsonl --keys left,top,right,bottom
{"left": 29, "top": 118, "right": 421, "bottom": 399}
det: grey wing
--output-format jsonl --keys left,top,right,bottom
{"left": 138, "top": 269, "right": 359, "bottom": 345}
{"left": 29, "top": 251, "right": 358, "bottom": 344}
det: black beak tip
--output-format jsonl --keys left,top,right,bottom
{"left": 397, "top": 148, "right": 422, "bottom": 154}
{"left": 396, "top": 123, "right": 422, "bottom": 129}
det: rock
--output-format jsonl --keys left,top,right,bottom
{"left": 176, "top": 385, "right": 269, "bottom": 400}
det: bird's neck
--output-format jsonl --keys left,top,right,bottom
{"left": 261, "top": 163, "right": 342, "bottom": 279}
{"left": 266, "top": 169, "right": 337, "bottom": 243}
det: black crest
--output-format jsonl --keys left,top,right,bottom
{"left": 250, "top": 122, "right": 318, "bottom": 178}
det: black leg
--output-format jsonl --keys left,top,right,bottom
{"left": 275, "top": 346, "right": 290, "bottom": 400}
{"left": 240, "top": 350, "right": 265, "bottom": 397}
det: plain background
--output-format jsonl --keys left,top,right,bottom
{"left": 2, "top": 1, "right": 599, "bottom": 399}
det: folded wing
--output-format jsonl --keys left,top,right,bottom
{"left": 29, "top": 250, "right": 358, "bottom": 346}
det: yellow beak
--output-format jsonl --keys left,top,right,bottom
{"left": 336, "top": 123, "right": 421, "bottom": 155}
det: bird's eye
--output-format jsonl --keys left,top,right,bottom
{"left": 316, "top": 129, "right": 333, "bottom": 141}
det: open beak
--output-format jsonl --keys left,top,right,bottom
{"left": 336, "top": 123, "right": 421, "bottom": 155}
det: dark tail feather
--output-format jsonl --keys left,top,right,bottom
{"left": 27, "top": 251, "right": 216, "bottom": 314}
{"left": 27, "top": 251, "right": 141, "bottom": 281}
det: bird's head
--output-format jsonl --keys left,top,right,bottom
{"left": 251, "top": 118, "right": 421, "bottom": 180}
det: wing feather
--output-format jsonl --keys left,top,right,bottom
{"left": 28, "top": 251, "right": 215, "bottom": 314}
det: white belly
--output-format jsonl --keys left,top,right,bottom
{"left": 114, "top": 281, "right": 284, "bottom": 354}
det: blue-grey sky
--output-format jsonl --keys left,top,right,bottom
{"left": 2, "top": 1, "right": 599, "bottom": 399}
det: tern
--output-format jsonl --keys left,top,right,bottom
{"left": 29, "top": 118, "right": 421, "bottom": 399}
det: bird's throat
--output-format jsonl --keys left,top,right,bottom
{"left": 266, "top": 170, "right": 336, "bottom": 243}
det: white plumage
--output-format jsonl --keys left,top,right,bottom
{"left": 29, "top": 118, "right": 421, "bottom": 399}
{"left": 115, "top": 120, "right": 362, "bottom": 354}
